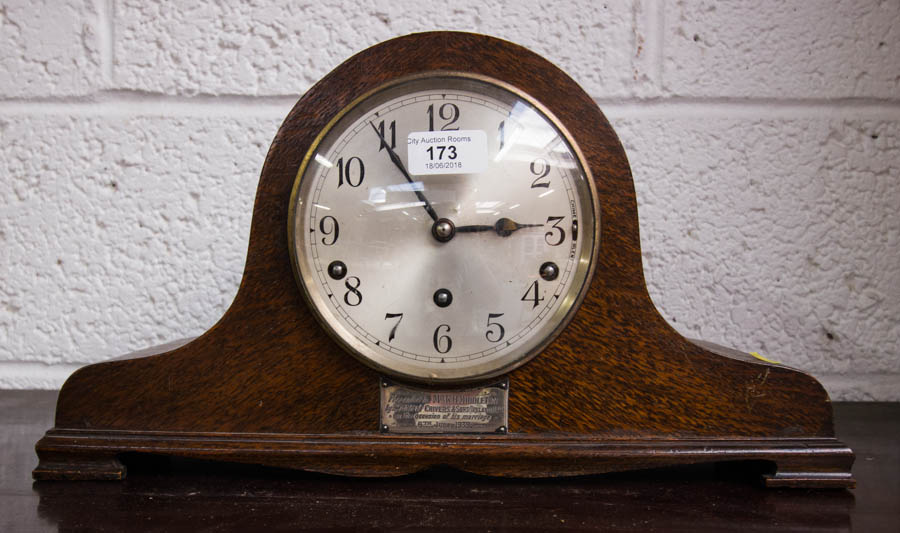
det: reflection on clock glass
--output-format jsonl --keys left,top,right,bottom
{"left": 289, "top": 75, "right": 597, "bottom": 383}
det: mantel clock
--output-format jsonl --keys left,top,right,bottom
{"left": 34, "top": 32, "right": 854, "bottom": 488}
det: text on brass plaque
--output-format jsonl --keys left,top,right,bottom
{"left": 380, "top": 378, "right": 509, "bottom": 434}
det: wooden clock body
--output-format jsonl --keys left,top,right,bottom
{"left": 34, "top": 32, "right": 854, "bottom": 488}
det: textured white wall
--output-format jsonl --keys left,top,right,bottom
{"left": 1, "top": 0, "right": 898, "bottom": 399}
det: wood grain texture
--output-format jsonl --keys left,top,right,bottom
{"left": 35, "top": 32, "right": 853, "bottom": 486}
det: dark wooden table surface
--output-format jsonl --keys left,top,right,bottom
{"left": 3, "top": 391, "right": 897, "bottom": 532}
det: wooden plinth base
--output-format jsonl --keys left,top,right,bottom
{"left": 34, "top": 429, "right": 854, "bottom": 488}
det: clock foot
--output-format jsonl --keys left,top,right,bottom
{"left": 763, "top": 459, "right": 857, "bottom": 489}
{"left": 33, "top": 444, "right": 125, "bottom": 481}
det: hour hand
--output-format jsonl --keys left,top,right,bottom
{"left": 368, "top": 121, "right": 439, "bottom": 222}
{"left": 456, "top": 217, "right": 543, "bottom": 237}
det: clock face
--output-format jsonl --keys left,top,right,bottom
{"left": 289, "top": 74, "right": 598, "bottom": 383}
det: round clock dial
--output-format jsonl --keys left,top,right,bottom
{"left": 289, "top": 74, "right": 598, "bottom": 383}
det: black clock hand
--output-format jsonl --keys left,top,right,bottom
{"left": 456, "top": 217, "right": 543, "bottom": 237}
{"left": 369, "top": 122, "right": 439, "bottom": 222}
{"left": 455, "top": 224, "right": 494, "bottom": 233}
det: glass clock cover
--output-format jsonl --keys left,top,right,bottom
{"left": 289, "top": 74, "right": 598, "bottom": 383}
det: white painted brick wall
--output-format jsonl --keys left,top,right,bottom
{"left": 1, "top": 0, "right": 898, "bottom": 400}
{"left": 0, "top": 0, "right": 102, "bottom": 97}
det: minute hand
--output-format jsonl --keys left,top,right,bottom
{"left": 456, "top": 217, "right": 543, "bottom": 237}
{"left": 369, "top": 122, "right": 438, "bottom": 222}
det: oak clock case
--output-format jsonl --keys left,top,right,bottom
{"left": 288, "top": 75, "right": 598, "bottom": 384}
{"left": 34, "top": 32, "right": 854, "bottom": 488}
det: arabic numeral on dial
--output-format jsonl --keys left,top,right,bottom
{"left": 427, "top": 103, "right": 460, "bottom": 131}
{"left": 343, "top": 276, "right": 362, "bottom": 306}
{"left": 336, "top": 156, "right": 364, "bottom": 187}
{"left": 433, "top": 324, "right": 452, "bottom": 354}
{"left": 384, "top": 312, "right": 403, "bottom": 342}
{"left": 545, "top": 216, "right": 566, "bottom": 246}
{"left": 376, "top": 120, "right": 396, "bottom": 151}
{"left": 530, "top": 158, "right": 551, "bottom": 188}
{"left": 318, "top": 216, "right": 339, "bottom": 246}
{"left": 521, "top": 280, "right": 544, "bottom": 309}
{"left": 485, "top": 313, "right": 505, "bottom": 343}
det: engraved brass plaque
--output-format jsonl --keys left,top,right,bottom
{"left": 380, "top": 378, "right": 509, "bottom": 434}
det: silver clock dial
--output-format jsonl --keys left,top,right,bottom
{"left": 289, "top": 75, "right": 598, "bottom": 383}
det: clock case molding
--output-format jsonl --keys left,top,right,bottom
{"left": 34, "top": 32, "right": 854, "bottom": 488}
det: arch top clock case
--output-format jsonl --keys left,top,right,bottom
{"left": 34, "top": 32, "right": 854, "bottom": 488}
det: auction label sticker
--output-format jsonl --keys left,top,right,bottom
{"left": 407, "top": 130, "right": 488, "bottom": 175}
